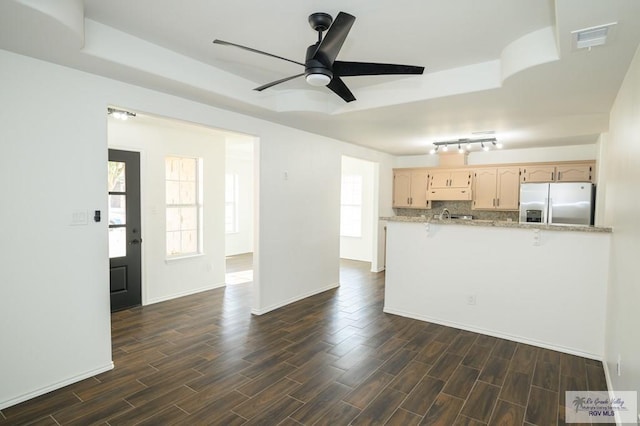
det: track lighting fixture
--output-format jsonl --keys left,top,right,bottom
{"left": 108, "top": 107, "right": 136, "bottom": 120}
{"left": 428, "top": 137, "right": 502, "bottom": 155}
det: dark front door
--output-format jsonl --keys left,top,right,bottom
{"left": 108, "top": 149, "right": 142, "bottom": 311}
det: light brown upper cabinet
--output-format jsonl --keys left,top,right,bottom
{"left": 556, "top": 163, "right": 594, "bottom": 182}
{"left": 427, "top": 169, "right": 472, "bottom": 200}
{"left": 473, "top": 167, "right": 520, "bottom": 210}
{"left": 520, "top": 162, "right": 595, "bottom": 183}
{"left": 393, "top": 168, "right": 431, "bottom": 209}
{"left": 520, "top": 165, "right": 556, "bottom": 183}
{"left": 429, "top": 169, "right": 472, "bottom": 189}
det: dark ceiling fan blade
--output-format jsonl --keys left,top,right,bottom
{"left": 327, "top": 76, "right": 356, "bottom": 102}
{"left": 333, "top": 61, "right": 425, "bottom": 77}
{"left": 213, "top": 39, "right": 305, "bottom": 67}
{"left": 314, "top": 12, "right": 355, "bottom": 66}
{"left": 254, "top": 73, "right": 305, "bottom": 91}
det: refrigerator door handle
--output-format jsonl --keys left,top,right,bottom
{"left": 547, "top": 198, "right": 553, "bottom": 224}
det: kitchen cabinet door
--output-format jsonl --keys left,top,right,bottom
{"left": 496, "top": 167, "right": 520, "bottom": 210}
{"left": 473, "top": 168, "right": 497, "bottom": 209}
{"left": 429, "top": 169, "right": 471, "bottom": 188}
{"left": 556, "top": 163, "right": 594, "bottom": 182}
{"left": 428, "top": 170, "right": 451, "bottom": 189}
{"left": 520, "top": 165, "right": 555, "bottom": 183}
{"left": 393, "top": 169, "right": 412, "bottom": 207}
{"left": 449, "top": 170, "right": 472, "bottom": 188}
{"left": 410, "top": 169, "right": 430, "bottom": 209}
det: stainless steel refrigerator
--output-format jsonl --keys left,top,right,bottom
{"left": 519, "top": 182, "right": 595, "bottom": 226}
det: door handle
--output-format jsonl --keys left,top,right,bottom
{"left": 129, "top": 238, "right": 142, "bottom": 245}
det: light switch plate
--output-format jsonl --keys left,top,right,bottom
{"left": 70, "top": 209, "right": 88, "bottom": 226}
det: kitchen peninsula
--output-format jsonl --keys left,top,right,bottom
{"left": 381, "top": 216, "right": 611, "bottom": 359}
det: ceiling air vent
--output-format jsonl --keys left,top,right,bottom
{"left": 571, "top": 22, "right": 617, "bottom": 50}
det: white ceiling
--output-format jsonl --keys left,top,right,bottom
{"left": 2, "top": 0, "right": 640, "bottom": 155}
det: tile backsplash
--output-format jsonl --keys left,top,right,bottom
{"left": 394, "top": 201, "right": 519, "bottom": 222}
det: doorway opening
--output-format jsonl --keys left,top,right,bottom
{"left": 225, "top": 137, "right": 255, "bottom": 285}
{"left": 339, "top": 156, "right": 378, "bottom": 266}
{"left": 107, "top": 109, "right": 257, "bottom": 308}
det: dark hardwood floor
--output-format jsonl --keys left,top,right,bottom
{"left": 1, "top": 259, "right": 609, "bottom": 425}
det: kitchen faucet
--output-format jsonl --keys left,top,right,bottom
{"left": 439, "top": 208, "right": 450, "bottom": 220}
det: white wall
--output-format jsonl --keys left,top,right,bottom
{"left": 385, "top": 221, "right": 610, "bottom": 359}
{"left": 0, "top": 51, "right": 112, "bottom": 409}
{"left": 394, "top": 144, "right": 597, "bottom": 168}
{"left": 0, "top": 48, "right": 395, "bottom": 408}
{"left": 340, "top": 156, "right": 375, "bottom": 262}
{"left": 108, "top": 115, "right": 227, "bottom": 305}
{"left": 225, "top": 137, "right": 254, "bottom": 256}
{"left": 600, "top": 44, "right": 640, "bottom": 398}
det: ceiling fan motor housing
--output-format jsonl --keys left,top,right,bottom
{"left": 305, "top": 44, "right": 333, "bottom": 83}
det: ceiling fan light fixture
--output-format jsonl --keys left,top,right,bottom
{"left": 305, "top": 73, "right": 331, "bottom": 86}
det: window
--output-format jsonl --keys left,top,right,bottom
{"left": 340, "top": 175, "right": 363, "bottom": 237}
{"left": 165, "top": 156, "right": 203, "bottom": 257}
{"left": 225, "top": 173, "right": 239, "bottom": 234}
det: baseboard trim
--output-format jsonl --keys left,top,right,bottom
{"left": 145, "top": 282, "right": 226, "bottom": 306}
{"left": 0, "top": 362, "right": 114, "bottom": 411}
{"left": 383, "top": 306, "right": 602, "bottom": 360}
{"left": 252, "top": 283, "right": 340, "bottom": 316}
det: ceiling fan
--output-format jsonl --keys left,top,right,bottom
{"left": 213, "top": 11, "right": 425, "bottom": 103}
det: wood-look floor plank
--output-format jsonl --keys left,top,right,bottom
{"left": 242, "top": 395, "right": 303, "bottom": 426}
{"left": 461, "top": 381, "right": 501, "bottom": 423}
{"left": 442, "top": 365, "right": 481, "bottom": 399}
{"left": 428, "top": 352, "right": 464, "bottom": 381}
{"left": 462, "top": 343, "right": 492, "bottom": 370}
{"left": 131, "top": 405, "right": 189, "bottom": 426}
{"left": 525, "top": 386, "right": 558, "bottom": 426}
{"left": 454, "top": 415, "right": 488, "bottom": 426}
{"left": 479, "top": 356, "right": 510, "bottom": 386}
{"left": 231, "top": 377, "right": 300, "bottom": 420}
{"left": 311, "top": 401, "right": 361, "bottom": 426}
{"left": 343, "top": 370, "right": 395, "bottom": 409}
{"left": 182, "top": 390, "right": 248, "bottom": 424}
{"left": 510, "top": 344, "right": 539, "bottom": 375}
{"left": 532, "top": 361, "right": 560, "bottom": 391}
{"left": 421, "top": 393, "right": 465, "bottom": 426}
{"left": 386, "top": 408, "right": 423, "bottom": 426}
{"left": 350, "top": 387, "right": 407, "bottom": 425}
{"left": 401, "top": 376, "right": 445, "bottom": 415}
{"left": 106, "top": 385, "right": 195, "bottom": 425}
{"left": 414, "top": 341, "right": 448, "bottom": 365}
{"left": 0, "top": 391, "right": 81, "bottom": 425}
{"left": 499, "top": 370, "right": 532, "bottom": 406}
{"left": 492, "top": 339, "right": 517, "bottom": 360}
{"left": 289, "top": 382, "right": 352, "bottom": 425}
{"left": 288, "top": 366, "right": 344, "bottom": 402}
{"left": 388, "top": 360, "right": 431, "bottom": 394}
{"left": 586, "top": 364, "right": 608, "bottom": 391}
{"left": 489, "top": 399, "right": 525, "bottom": 425}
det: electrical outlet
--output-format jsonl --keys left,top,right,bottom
{"left": 467, "top": 295, "right": 477, "bottom": 305}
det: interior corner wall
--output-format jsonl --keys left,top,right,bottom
{"left": 602, "top": 44, "right": 640, "bottom": 399}
{"left": 340, "top": 156, "right": 375, "bottom": 262}
{"left": 0, "top": 48, "right": 396, "bottom": 407}
{"left": 108, "top": 117, "right": 227, "bottom": 305}
{"left": 225, "top": 138, "right": 254, "bottom": 256}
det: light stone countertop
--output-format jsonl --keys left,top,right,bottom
{"left": 380, "top": 216, "right": 612, "bottom": 233}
